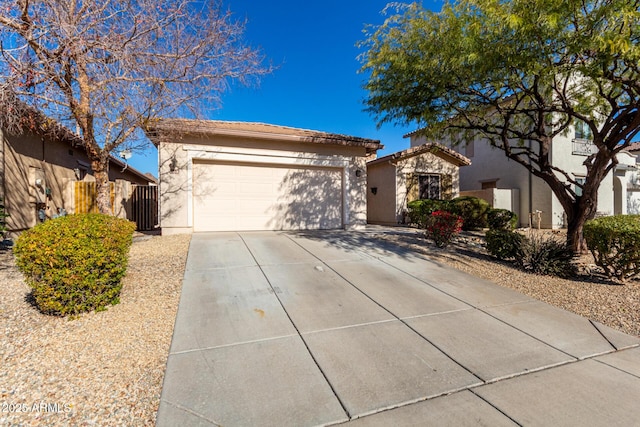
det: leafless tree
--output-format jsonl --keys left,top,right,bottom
{"left": 0, "top": 0, "right": 270, "bottom": 213}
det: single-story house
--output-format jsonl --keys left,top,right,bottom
{"left": 144, "top": 119, "right": 382, "bottom": 234}
{"left": 1, "top": 107, "right": 157, "bottom": 237}
{"left": 367, "top": 142, "right": 471, "bottom": 225}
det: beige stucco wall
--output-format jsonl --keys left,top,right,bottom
{"left": 366, "top": 161, "right": 397, "bottom": 225}
{"left": 550, "top": 132, "right": 614, "bottom": 223}
{"left": 367, "top": 151, "right": 462, "bottom": 225}
{"left": 2, "top": 129, "right": 79, "bottom": 233}
{"left": 158, "top": 133, "right": 370, "bottom": 234}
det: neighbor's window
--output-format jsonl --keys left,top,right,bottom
{"left": 419, "top": 174, "right": 441, "bottom": 199}
{"left": 575, "top": 176, "right": 585, "bottom": 197}
{"left": 465, "top": 141, "right": 474, "bottom": 158}
{"left": 575, "top": 121, "right": 592, "bottom": 140}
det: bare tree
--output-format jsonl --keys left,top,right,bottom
{"left": 0, "top": 0, "right": 270, "bottom": 213}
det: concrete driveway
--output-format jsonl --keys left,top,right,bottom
{"left": 156, "top": 230, "right": 640, "bottom": 426}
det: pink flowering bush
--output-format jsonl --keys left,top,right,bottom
{"left": 425, "top": 210, "right": 463, "bottom": 248}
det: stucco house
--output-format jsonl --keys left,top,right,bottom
{"left": 144, "top": 119, "right": 382, "bottom": 234}
{"left": 619, "top": 142, "right": 640, "bottom": 214}
{"left": 367, "top": 142, "right": 471, "bottom": 225}
{"left": 0, "top": 107, "right": 156, "bottom": 236}
{"left": 406, "top": 126, "right": 637, "bottom": 228}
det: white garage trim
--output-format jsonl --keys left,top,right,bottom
{"left": 182, "top": 145, "right": 351, "bottom": 229}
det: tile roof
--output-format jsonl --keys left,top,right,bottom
{"left": 624, "top": 142, "right": 640, "bottom": 152}
{"left": 145, "top": 119, "right": 383, "bottom": 154}
{"left": 368, "top": 142, "right": 471, "bottom": 167}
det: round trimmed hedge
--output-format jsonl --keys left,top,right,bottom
{"left": 14, "top": 214, "right": 136, "bottom": 315}
{"left": 583, "top": 215, "right": 640, "bottom": 282}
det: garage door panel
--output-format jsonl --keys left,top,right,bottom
{"left": 193, "top": 161, "right": 343, "bottom": 232}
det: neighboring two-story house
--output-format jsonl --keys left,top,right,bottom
{"left": 406, "top": 125, "right": 637, "bottom": 229}
{"left": 621, "top": 142, "right": 640, "bottom": 215}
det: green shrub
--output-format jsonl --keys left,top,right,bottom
{"left": 14, "top": 214, "right": 136, "bottom": 316}
{"left": 425, "top": 210, "right": 463, "bottom": 248}
{"left": 486, "top": 229, "right": 524, "bottom": 260}
{"left": 448, "top": 196, "right": 490, "bottom": 230}
{"left": 517, "top": 233, "right": 576, "bottom": 278}
{"left": 407, "top": 199, "right": 449, "bottom": 228}
{"left": 487, "top": 208, "right": 518, "bottom": 230}
{"left": 583, "top": 215, "right": 640, "bottom": 282}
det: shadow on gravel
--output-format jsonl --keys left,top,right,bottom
{"left": 570, "top": 273, "right": 626, "bottom": 287}
{"left": 23, "top": 291, "right": 39, "bottom": 310}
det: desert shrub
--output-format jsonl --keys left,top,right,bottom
{"left": 485, "top": 229, "right": 524, "bottom": 260}
{"left": 14, "top": 214, "right": 136, "bottom": 316}
{"left": 448, "top": 196, "right": 490, "bottom": 230}
{"left": 583, "top": 215, "right": 640, "bottom": 282}
{"left": 0, "top": 197, "right": 8, "bottom": 239}
{"left": 425, "top": 210, "right": 463, "bottom": 248}
{"left": 517, "top": 233, "right": 576, "bottom": 278}
{"left": 487, "top": 208, "right": 518, "bottom": 230}
{"left": 407, "top": 199, "right": 449, "bottom": 228}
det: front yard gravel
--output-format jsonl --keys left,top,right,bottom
{"left": 1, "top": 227, "right": 639, "bottom": 425}
{"left": 0, "top": 233, "right": 190, "bottom": 426}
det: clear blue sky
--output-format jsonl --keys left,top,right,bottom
{"left": 128, "top": 1, "right": 444, "bottom": 176}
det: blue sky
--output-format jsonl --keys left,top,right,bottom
{"left": 128, "top": 1, "right": 444, "bottom": 176}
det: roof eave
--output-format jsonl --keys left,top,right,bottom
{"left": 367, "top": 142, "right": 471, "bottom": 167}
{"left": 145, "top": 120, "right": 383, "bottom": 154}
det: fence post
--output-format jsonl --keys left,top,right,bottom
{"left": 113, "top": 180, "right": 131, "bottom": 219}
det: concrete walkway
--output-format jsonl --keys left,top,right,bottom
{"left": 156, "top": 230, "right": 640, "bottom": 426}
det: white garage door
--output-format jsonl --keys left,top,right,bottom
{"left": 193, "top": 161, "right": 344, "bottom": 231}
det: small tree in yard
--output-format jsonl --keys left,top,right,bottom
{"left": 359, "top": 0, "right": 640, "bottom": 252}
{"left": 0, "top": 0, "right": 270, "bottom": 214}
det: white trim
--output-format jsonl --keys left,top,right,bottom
{"left": 342, "top": 167, "right": 349, "bottom": 227}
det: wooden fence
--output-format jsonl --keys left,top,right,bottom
{"left": 74, "top": 182, "right": 116, "bottom": 214}
{"left": 73, "top": 181, "right": 158, "bottom": 231}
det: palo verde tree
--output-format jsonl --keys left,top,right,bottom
{"left": 0, "top": 0, "right": 270, "bottom": 214}
{"left": 359, "top": 0, "right": 640, "bottom": 252}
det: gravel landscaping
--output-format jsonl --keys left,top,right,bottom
{"left": 1, "top": 227, "right": 638, "bottom": 425}
{"left": 0, "top": 233, "right": 190, "bottom": 426}
{"left": 372, "top": 227, "right": 640, "bottom": 338}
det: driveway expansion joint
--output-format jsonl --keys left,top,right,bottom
{"left": 157, "top": 231, "right": 640, "bottom": 427}
{"left": 238, "top": 232, "right": 353, "bottom": 420}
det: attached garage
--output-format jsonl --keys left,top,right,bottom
{"left": 146, "top": 120, "right": 381, "bottom": 234}
{"left": 192, "top": 161, "right": 344, "bottom": 232}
